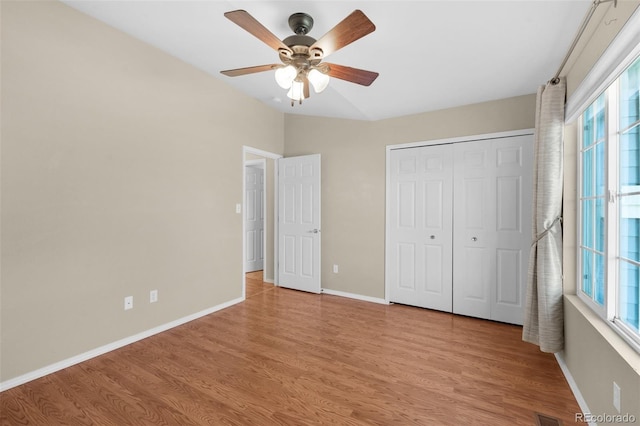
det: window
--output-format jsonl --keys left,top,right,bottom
{"left": 579, "top": 54, "right": 640, "bottom": 347}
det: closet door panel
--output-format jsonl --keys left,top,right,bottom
{"left": 496, "top": 248, "right": 521, "bottom": 304}
{"left": 454, "top": 246, "right": 492, "bottom": 319}
{"left": 491, "top": 135, "right": 533, "bottom": 324}
{"left": 397, "top": 243, "right": 416, "bottom": 290}
{"left": 452, "top": 141, "right": 495, "bottom": 319}
{"left": 452, "top": 135, "right": 533, "bottom": 325}
{"left": 389, "top": 145, "right": 453, "bottom": 312}
{"left": 424, "top": 244, "right": 444, "bottom": 294}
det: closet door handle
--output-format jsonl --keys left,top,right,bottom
{"left": 471, "top": 237, "right": 478, "bottom": 242}
{"left": 430, "top": 235, "right": 435, "bottom": 239}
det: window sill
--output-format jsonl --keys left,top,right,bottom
{"left": 566, "top": 294, "right": 640, "bottom": 373}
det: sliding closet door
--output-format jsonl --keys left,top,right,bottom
{"left": 388, "top": 145, "right": 453, "bottom": 311}
{"left": 452, "top": 135, "right": 533, "bottom": 325}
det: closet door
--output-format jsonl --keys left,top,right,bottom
{"left": 452, "top": 141, "right": 494, "bottom": 320}
{"left": 452, "top": 135, "right": 533, "bottom": 325}
{"left": 491, "top": 135, "right": 533, "bottom": 324}
{"left": 388, "top": 145, "right": 453, "bottom": 312}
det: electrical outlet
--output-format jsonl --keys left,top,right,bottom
{"left": 613, "top": 381, "right": 621, "bottom": 412}
{"left": 150, "top": 289, "right": 158, "bottom": 303}
{"left": 124, "top": 296, "right": 133, "bottom": 310}
{"left": 235, "top": 203, "right": 242, "bottom": 214}
{"left": 333, "top": 264, "right": 339, "bottom": 273}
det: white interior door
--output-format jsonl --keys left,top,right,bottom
{"left": 491, "top": 135, "right": 533, "bottom": 324}
{"left": 278, "top": 154, "right": 321, "bottom": 293}
{"left": 245, "top": 164, "right": 264, "bottom": 272}
{"left": 452, "top": 135, "right": 533, "bottom": 325}
{"left": 452, "top": 141, "right": 494, "bottom": 320}
{"left": 388, "top": 145, "right": 453, "bottom": 311}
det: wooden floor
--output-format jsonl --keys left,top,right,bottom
{"left": 1, "top": 271, "right": 581, "bottom": 425}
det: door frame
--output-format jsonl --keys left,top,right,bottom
{"left": 242, "top": 146, "right": 282, "bottom": 300}
{"left": 384, "top": 129, "right": 534, "bottom": 303}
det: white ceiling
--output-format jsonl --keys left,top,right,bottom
{"left": 61, "top": 0, "right": 591, "bottom": 121}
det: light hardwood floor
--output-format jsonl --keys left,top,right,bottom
{"left": 1, "top": 272, "right": 581, "bottom": 425}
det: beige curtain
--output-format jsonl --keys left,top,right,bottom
{"left": 523, "top": 78, "right": 566, "bottom": 353}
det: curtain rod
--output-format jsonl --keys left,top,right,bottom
{"left": 551, "top": 0, "right": 617, "bottom": 84}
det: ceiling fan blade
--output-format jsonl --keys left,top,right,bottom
{"left": 309, "top": 10, "right": 375, "bottom": 58}
{"left": 224, "top": 10, "right": 292, "bottom": 53}
{"left": 220, "top": 64, "right": 279, "bottom": 77}
{"left": 325, "top": 63, "right": 379, "bottom": 86}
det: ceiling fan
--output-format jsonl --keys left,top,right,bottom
{"left": 220, "top": 9, "right": 379, "bottom": 106}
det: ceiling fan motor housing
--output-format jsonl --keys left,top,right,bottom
{"left": 282, "top": 35, "right": 316, "bottom": 48}
{"left": 281, "top": 13, "right": 324, "bottom": 64}
{"left": 288, "top": 12, "right": 314, "bottom": 35}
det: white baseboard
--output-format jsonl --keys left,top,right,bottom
{"left": 264, "top": 278, "right": 274, "bottom": 284}
{"left": 0, "top": 297, "right": 244, "bottom": 392}
{"left": 321, "top": 288, "right": 388, "bottom": 305}
{"left": 555, "top": 352, "right": 594, "bottom": 426}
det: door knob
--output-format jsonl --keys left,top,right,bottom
{"left": 430, "top": 235, "right": 435, "bottom": 239}
{"left": 471, "top": 237, "right": 478, "bottom": 242}
{"left": 308, "top": 229, "right": 320, "bottom": 233}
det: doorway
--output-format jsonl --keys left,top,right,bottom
{"left": 244, "top": 160, "right": 265, "bottom": 273}
{"left": 242, "top": 146, "right": 282, "bottom": 298}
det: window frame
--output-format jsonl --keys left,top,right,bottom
{"left": 568, "top": 5, "right": 640, "bottom": 353}
{"left": 577, "top": 65, "right": 640, "bottom": 351}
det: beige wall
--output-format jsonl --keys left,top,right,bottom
{"left": 284, "top": 94, "right": 536, "bottom": 299}
{"left": 560, "top": 0, "right": 640, "bottom": 422}
{"left": 0, "top": 1, "right": 284, "bottom": 381}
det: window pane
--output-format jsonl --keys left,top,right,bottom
{"left": 596, "top": 96, "right": 606, "bottom": 141}
{"left": 582, "top": 147, "right": 593, "bottom": 197}
{"left": 583, "top": 105, "right": 595, "bottom": 148}
{"left": 620, "top": 126, "right": 639, "bottom": 187}
{"left": 620, "top": 199, "right": 640, "bottom": 263}
{"left": 582, "top": 199, "right": 594, "bottom": 248}
{"left": 619, "top": 260, "right": 640, "bottom": 333}
{"left": 620, "top": 55, "right": 640, "bottom": 130}
{"left": 582, "top": 249, "right": 593, "bottom": 298}
{"left": 583, "top": 94, "right": 605, "bottom": 148}
{"left": 595, "top": 253, "right": 605, "bottom": 305}
{"left": 596, "top": 141, "right": 606, "bottom": 196}
{"left": 596, "top": 198, "right": 605, "bottom": 252}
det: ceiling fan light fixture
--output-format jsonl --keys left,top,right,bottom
{"left": 308, "top": 69, "right": 330, "bottom": 93}
{"left": 287, "top": 79, "right": 306, "bottom": 102}
{"left": 221, "top": 9, "right": 378, "bottom": 107}
{"left": 275, "top": 65, "right": 297, "bottom": 89}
